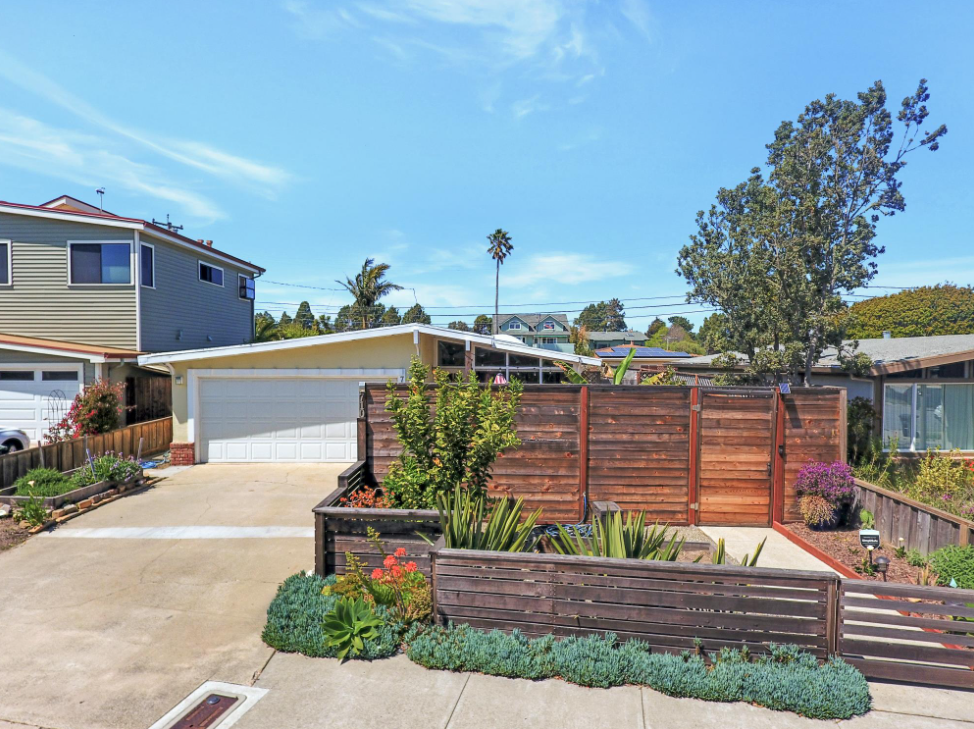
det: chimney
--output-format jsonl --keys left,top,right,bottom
{"left": 197, "top": 239, "right": 204, "bottom": 244}
{"left": 882, "top": 331, "right": 892, "bottom": 339}
{"left": 205, "top": 240, "right": 213, "bottom": 247}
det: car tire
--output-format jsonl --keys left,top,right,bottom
{"left": 1, "top": 439, "right": 23, "bottom": 453}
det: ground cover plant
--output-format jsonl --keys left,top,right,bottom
{"left": 13, "top": 468, "right": 74, "bottom": 497}
{"left": 406, "top": 626, "right": 871, "bottom": 720}
{"left": 381, "top": 357, "right": 522, "bottom": 509}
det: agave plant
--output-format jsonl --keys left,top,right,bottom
{"left": 702, "top": 537, "right": 766, "bottom": 566}
{"left": 430, "top": 485, "right": 542, "bottom": 552}
{"left": 322, "top": 596, "right": 384, "bottom": 661}
{"left": 550, "top": 510, "right": 685, "bottom": 561}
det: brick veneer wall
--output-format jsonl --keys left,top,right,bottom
{"left": 169, "top": 442, "right": 195, "bottom": 466}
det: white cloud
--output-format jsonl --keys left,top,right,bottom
{"left": 620, "top": 0, "right": 656, "bottom": 41}
{"left": 0, "top": 49, "right": 290, "bottom": 197}
{"left": 512, "top": 95, "right": 549, "bottom": 119}
{"left": 504, "top": 254, "right": 634, "bottom": 287}
{"left": 0, "top": 109, "right": 224, "bottom": 221}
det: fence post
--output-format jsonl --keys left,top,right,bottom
{"left": 825, "top": 577, "right": 840, "bottom": 657}
{"left": 579, "top": 385, "right": 589, "bottom": 521}
{"left": 771, "top": 389, "right": 786, "bottom": 524}
{"left": 687, "top": 387, "right": 699, "bottom": 526}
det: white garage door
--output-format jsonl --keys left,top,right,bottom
{"left": 0, "top": 368, "right": 80, "bottom": 443}
{"left": 199, "top": 378, "right": 362, "bottom": 463}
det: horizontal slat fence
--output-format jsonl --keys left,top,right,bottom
{"left": 431, "top": 548, "right": 836, "bottom": 658}
{"left": 781, "top": 390, "right": 845, "bottom": 522}
{"left": 0, "top": 417, "right": 171, "bottom": 488}
{"left": 839, "top": 580, "right": 974, "bottom": 689}
{"left": 854, "top": 479, "right": 973, "bottom": 554}
{"left": 364, "top": 384, "right": 844, "bottom": 526}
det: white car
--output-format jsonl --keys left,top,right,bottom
{"left": 0, "top": 429, "right": 30, "bottom": 455}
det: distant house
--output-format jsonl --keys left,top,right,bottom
{"left": 680, "top": 334, "right": 974, "bottom": 453}
{"left": 0, "top": 194, "right": 264, "bottom": 442}
{"left": 496, "top": 313, "right": 573, "bottom": 353}
{"left": 586, "top": 329, "right": 643, "bottom": 350}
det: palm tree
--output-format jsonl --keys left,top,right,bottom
{"left": 336, "top": 258, "right": 403, "bottom": 329}
{"left": 486, "top": 229, "right": 513, "bottom": 335}
{"left": 254, "top": 314, "right": 279, "bottom": 342}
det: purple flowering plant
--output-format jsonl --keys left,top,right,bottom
{"left": 795, "top": 461, "right": 856, "bottom": 504}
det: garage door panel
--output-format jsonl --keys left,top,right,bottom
{"left": 200, "top": 377, "right": 366, "bottom": 463}
{"left": 1, "top": 371, "right": 74, "bottom": 445}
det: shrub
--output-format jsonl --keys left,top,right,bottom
{"left": 799, "top": 495, "right": 837, "bottom": 528}
{"left": 908, "top": 451, "right": 973, "bottom": 515}
{"left": 795, "top": 461, "right": 855, "bottom": 503}
{"left": 15, "top": 495, "right": 48, "bottom": 527}
{"left": 46, "top": 380, "right": 126, "bottom": 443}
{"left": 382, "top": 357, "right": 522, "bottom": 508}
{"left": 262, "top": 573, "right": 403, "bottom": 660}
{"left": 928, "top": 545, "right": 974, "bottom": 590}
{"left": 406, "top": 626, "right": 871, "bottom": 720}
{"left": 432, "top": 486, "right": 541, "bottom": 552}
{"left": 847, "top": 397, "right": 876, "bottom": 463}
{"left": 70, "top": 452, "right": 141, "bottom": 488}
{"left": 13, "top": 468, "right": 74, "bottom": 497}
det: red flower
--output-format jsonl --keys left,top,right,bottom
{"left": 391, "top": 565, "right": 402, "bottom": 579}
{"left": 371, "top": 568, "right": 383, "bottom": 580}
{"left": 404, "top": 561, "right": 418, "bottom": 573}
{"left": 394, "top": 547, "right": 407, "bottom": 558}
{"left": 383, "top": 554, "right": 397, "bottom": 569}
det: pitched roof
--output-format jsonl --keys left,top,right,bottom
{"left": 595, "top": 346, "right": 692, "bottom": 359}
{"left": 585, "top": 329, "right": 642, "bottom": 340}
{"left": 0, "top": 332, "right": 142, "bottom": 362}
{"left": 497, "top": 313, "right": 569, "bottom": 331}
{"left": 139, "top": 324, "right": 602, "bottom": 366}
{"left": 680, "top": 334, "right": 974, "bottom": 374}
{"left": 0, "top": 196, "right": 264, "bottom": 274}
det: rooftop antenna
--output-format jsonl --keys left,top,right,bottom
{"left": 95, "top": 187, "right": 105, "bottom": 211}
{"left": 150, "top": 213, "right": 184, "bottom": 233}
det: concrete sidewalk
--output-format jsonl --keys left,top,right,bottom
{"left": 699, "top": 525, "right": 842, "bottom": 573}
{"left": 230, "top": 653, "right": 974, "bottom": 729}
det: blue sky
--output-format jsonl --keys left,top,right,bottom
{"left": 1, "top": 1, "right": 972, "bottom": 332}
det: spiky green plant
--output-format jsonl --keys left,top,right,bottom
{"left": 701, "top": 537, "right": 766, "bottom": 566}
{"left": 430, "top": 485, "right": 542, "bottom": 552}
{"left": 550, "top": 510, "right": 685, "bottom": 561}
{"left": 322, "top": 596, "right": 385, "bottom": 661}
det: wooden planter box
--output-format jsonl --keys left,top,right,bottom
{"left": 313, "top": 461, "right": 441, "bottom": 577}
{"left": 0, "top": 468, "right": 145, "bottom": 509}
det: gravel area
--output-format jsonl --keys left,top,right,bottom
{"left": 0, "top": 517, "right": 28, "bottom": 552}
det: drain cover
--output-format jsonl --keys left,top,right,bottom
{"left": 169, "top": 694, "right": 238, "bottom": 728}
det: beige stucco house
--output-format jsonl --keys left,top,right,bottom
{"left": 139, "top": 324, "right": 598, "bottom": 465}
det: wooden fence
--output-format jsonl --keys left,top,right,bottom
{"left": 423, "top": 545, "right": 974, "bottom": 690}
{"left": 431, "top": 548, "right": 837, "bottom": 658}
{"left": 363, "top": 384, "right": 844, "bottom": 526}
{"left": 0, "top": 417, "right": 171, "bottom": 488}
{"left": 854, "top": 478, "right": 973, "bottom": 554}
{"left": 125, "top": 376, "right": 172, "bottom": 425}
{"left": 839, "top": 580, "right": 974, "bottom": 689}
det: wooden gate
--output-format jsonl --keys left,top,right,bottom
{"left": 697, "top": 389, "right": 775, "bottom": 526}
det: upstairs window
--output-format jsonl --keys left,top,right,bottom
{"left": 199, "top": 261, "right": 224, "bottom": 286}
{"left": 140, "top": 243, "right": 155, "bottom": 288}
{"left": 239, "top": 275, "right": 255, "bottom": 300}
{"left": 69, "top": 242, "right": 132, "bottom": 284}
{"left": 0, "top": 240, "right": 9, "bottom": 285}
{"left": 542, "top": 321, "right": 555, "bottom": 330}
{"left": 507, "top": 321, "right": 522, "bottom": 330}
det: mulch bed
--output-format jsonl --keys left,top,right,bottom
{"left": 0, "top": 518, "right": 29, "bottom": 552}
{"left": 785, "top": 522, "right": 922, "bottom": 584}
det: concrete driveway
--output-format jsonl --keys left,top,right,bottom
{"left": 0, "top": 463, "right": 342, "bottom": 729}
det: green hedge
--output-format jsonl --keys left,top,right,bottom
{"left": 262, "top": 573, "right": 404, "bottom": 660}
{"left": 929, "top": 545, "right": 974, "bottom": 590}
{"left": 407, "top": 625, "right": 871, "bottom": 720}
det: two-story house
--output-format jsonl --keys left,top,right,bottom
{"left": 496, "top": 314, "right": 574, "bottom": 353}
{"left": 586, "top": 329, "right": 643, "bottom": 350}
{"left": 0, "top": 195, "right": 263, "bottom": 442}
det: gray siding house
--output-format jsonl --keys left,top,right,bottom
{"left": 0, "top": 195, "right": 263, "bottom": 442}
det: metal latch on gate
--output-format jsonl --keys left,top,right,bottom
{"left": 691, "top": 404, "right": 701, "bottom": 412}
{"left": 689, "top": 502, "right": 699, "bottom": 510}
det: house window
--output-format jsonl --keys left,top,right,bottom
{"left": 199, "top": 261, "right": 224, "bottom": 286}
{"left": 140, "top": 243, "right": 154, "bottom": 288}
{"left": 239, "top": 275, "right": 255, "bottom": 300}
{"left": 0, "top": 370, "right": 34, "bottom": 381}
{"left": 0, "top": 240, "right": 9, "bottom": 285}
{"left": 883, "top": 382, "right": 974, "bottom": 451}
{"left": 508, "top": 321, "right": 522, "bottom": 330}
{"left": 543, "top": 322, "right": 555, "bottom": 330}
{"left": 928, "top": 361, "right": 966, "bottom": 379}
{"left": 69, "top": 242, "right": 132, "bottom": 284}
{"left": 437, "top": 341, "right": 465, "bottom": 367}
{"left": 540, "top": 337, "right": 558, "bottom": 344}
{"left": 42, "top": 371, "right": 78, "bottom": 381}
{"left": 471, "top": 347, "right": 565, "bottom": 384}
